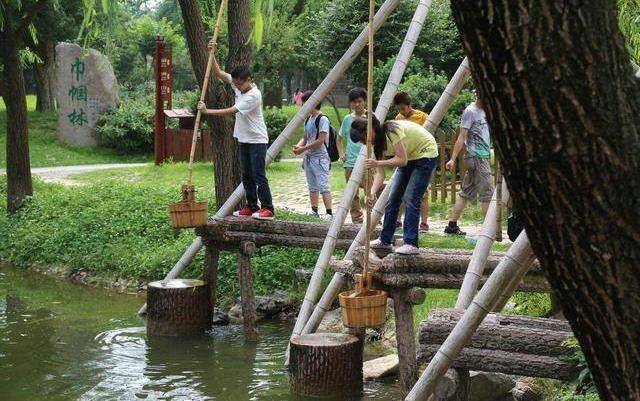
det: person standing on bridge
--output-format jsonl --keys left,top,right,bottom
{"left": 198, "top": 40, "right": 275, "bottom": 220}
{"left": 350, "top": 116, "right": 438, "bottom": 255}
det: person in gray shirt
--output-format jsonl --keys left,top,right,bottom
{"left": 293, "top": 90, "right": 333, "bottom": 219}
{"left": 444, "top": 94, "right": 495, "bottom": 236}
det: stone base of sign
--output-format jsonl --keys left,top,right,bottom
{"left": 55, "top": 42, "right": 119, "bottom": 147}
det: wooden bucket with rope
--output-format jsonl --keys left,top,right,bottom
{"left": 169, "top": 0, "right": 227, "bottom": 229}
{"left": 339, "top": 0, "right": 387, "bottom": 329}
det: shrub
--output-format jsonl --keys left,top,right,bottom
{"left": 97, "top": 85, "right": 199, "bottom": 154}
{"left": 263, "top": 106, "right": 289, "bottom": 161}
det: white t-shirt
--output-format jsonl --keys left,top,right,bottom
{"left": 230, "top": 79, "right": 269, "bottom": 144}
{"left": 304, "top": 114, "right": 330, "bottom": 158}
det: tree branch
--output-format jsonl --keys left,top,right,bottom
{"left": 16, "top": 0, "right": 50, "bottom": 38}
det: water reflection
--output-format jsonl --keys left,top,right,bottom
{"left": 0, "top": 267, "right": 402, "bottom": 401}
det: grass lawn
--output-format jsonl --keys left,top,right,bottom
{"left": 0, "top": 95, "right": 150, "bottom": 168}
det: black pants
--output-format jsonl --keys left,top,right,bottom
{"left": 239, "top": 142, "right": 273, "bottom": 211}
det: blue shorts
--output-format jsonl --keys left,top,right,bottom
{"left": 304, "top": 155, "right": 331, "bottom": 194}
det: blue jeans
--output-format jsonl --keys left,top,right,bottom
{"left": 239, "top": 143, "right": 273, "bottom": 211}
{"left": 380, "top": 157, "right": 437, "bottom": 246}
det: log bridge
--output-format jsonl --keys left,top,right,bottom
{"left": 194, "top": 216, "right": 373, "bottom": 340}
{"left": 331, "top": 247, "right": 572, "bottom": 393}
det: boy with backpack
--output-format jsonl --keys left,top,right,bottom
{"left": 197, "top": 40, "right": 275, "bottom": 220}
{"left": 292, "top": 90, "right": 339, "bottom": 219}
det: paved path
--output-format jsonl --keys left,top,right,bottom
{"left": 0, "top": 163, "right": 150, "bottom": 185}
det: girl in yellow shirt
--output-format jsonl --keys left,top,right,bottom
{"left": 350, "top": 116, "right": 438, "bottom": 254}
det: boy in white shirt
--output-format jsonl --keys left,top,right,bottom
{"left": 198, "top": 41, "right": 274, "bottom": 220}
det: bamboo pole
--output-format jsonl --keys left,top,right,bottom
{"left": 138, "top": 0, "right": 403, "bottom": 316}
{"left": 405, "top": 232, "right": 535, "bottom": 401}
{"left": 285, "top": 0, "right": 433, "bottom": 361}
{"left": 186, "top": 0, "right": 227, "bottom": 185}
{"left": 300, "top": 57, "right": 471, "bottom": 336}
{"left": 454, "top": 179, "right": 510, "bottom": 309}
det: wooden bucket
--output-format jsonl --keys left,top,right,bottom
{"left": 169, "top": 184, "right": 208, "bottom": 228}
{"left": 169, "top": 200, "right": 208, "bottom": 228}
{"left": 339, "top": 289, "right": 388, "bottom": 329}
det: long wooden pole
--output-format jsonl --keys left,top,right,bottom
{"left": 287, "top": 0, "right": 434, "bottom": 346}
{"left": 300, "top": 57, "right": 471, "bottom": 335}
{"left": 361, "top": 0, "right": 376, "bottom": 290}
{"left": 186, "top": 0, "right": 227, "bottom": 185}
{"left": 405, "top": 232, "right": 535, "bottom": 401}
{"left": 138, "top": 0, "right": 403, "bottom": 316}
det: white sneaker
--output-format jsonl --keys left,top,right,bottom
{"left": 321, "top": 214, "right": 333, "bottom": 222}
{"left": 370, "top": 238, "right": 392, "bottom": 250}
{"left": 395, "top": 244, "right": 420, "bottom": 255}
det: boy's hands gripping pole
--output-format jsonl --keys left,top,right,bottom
{"left": 186, "top": 0, "right": 228, "bottom": 186}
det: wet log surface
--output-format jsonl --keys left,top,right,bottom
{"left": 289, "top": 333, "right": 363, "bottom": 398}
{"left": 146, "top": 279, "right": 211, "bottom": 336}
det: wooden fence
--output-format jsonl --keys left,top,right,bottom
{"left": 429, "top": 130, "right": 466, "bottom": 204}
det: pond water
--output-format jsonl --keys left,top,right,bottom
{"left": 0, "top": 266, "right": 402, "bottom": 401}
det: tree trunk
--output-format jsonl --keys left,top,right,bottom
{"left": 450, "top": 2, "right": 640, "bottom": 400}
{"left": 263, "top": 80, "right": 283, "bottom": 107}
{"left": 34, "top": 39, "right": 56, "bottom": 112}
{"left": 0, "top": 10, "right": 33, "bottom": 214}
{"left": 177, "top": 0, "right": 241, "bottom": 209}
{"left": 289, "top": 333, "right": 363, "bottom": 398}
{"left": 146, "top": 279, "right": 210, "bottom": 336}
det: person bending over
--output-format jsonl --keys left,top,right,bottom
{"left": 393, "top": 91, "right": 431, "bottom": 233}
{"left": 351, "top": 116, "right": 438, "bottom": 254}
{"left": 198, "top": 40, "right": 274, "bottom": 220}
{"left": 293, "top": 90, "right": 333, "bottom": 220}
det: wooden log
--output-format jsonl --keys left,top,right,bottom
{"left": 417, "top": 345, "right": 576, "bottom": 380}
{"left": 331, "top": 260, "right": 551, "bottom": 292}
{"left": 354, "top": 247, "right": 542, "bottom": 275}
{"left": 238, "top": 241, "right": 259, "bottom": 341}
{"left": 197, "top": 217, "right": 375, "bottom": 240}
{"left": 406, "top": 287, "right": 426, "bottom": 305}
{"left": 419, "top": 311, "right": 573, "bottom": 357}
{"left": 203, "top": 244, "right": 219, "bottom": 327}
{"left": 146, "top": 279, "right": 210, "bottom": 336}
{"left": 211, "top": 231, "right": 355, "bottom": 251}
{"left": 427, "top": 308, "right": 571, "bottom": 332}
{"left": 392, "top": 289, "right": 418, "bottom": 394}
{"left": 289, "top": 333, "right": 363, "bottom": 398}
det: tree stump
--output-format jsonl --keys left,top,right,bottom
{"left": 289, "top": 333, "right": 363, "bottom": 398}
{"left": 146, "top": 279, "right": 210, "bottom": 336}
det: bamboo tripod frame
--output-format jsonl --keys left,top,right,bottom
{"left": 297, "top": 57, "right": 471, "bottom": 338}
{"left": 138, "top": 0, "right": 404, "bottom": 315}
{"left": 285, "top": 0, "right": 434, "bottom": 357}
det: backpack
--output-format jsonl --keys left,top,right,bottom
{"left": 305, "top": 113, "right": 340, "bottom": 162}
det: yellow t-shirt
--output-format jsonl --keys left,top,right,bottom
{"left": 395, "top": 109, "right": 428, "bottom": 126}
{"left": 385, "top": 120, "right": 438, "bottom": 160}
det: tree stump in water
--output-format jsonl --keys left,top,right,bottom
{"left": 289, "top": 333, "right": 363, "bottom": 398}
{"left": 146, "top": 279, "right": 210, "bottom": 336}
